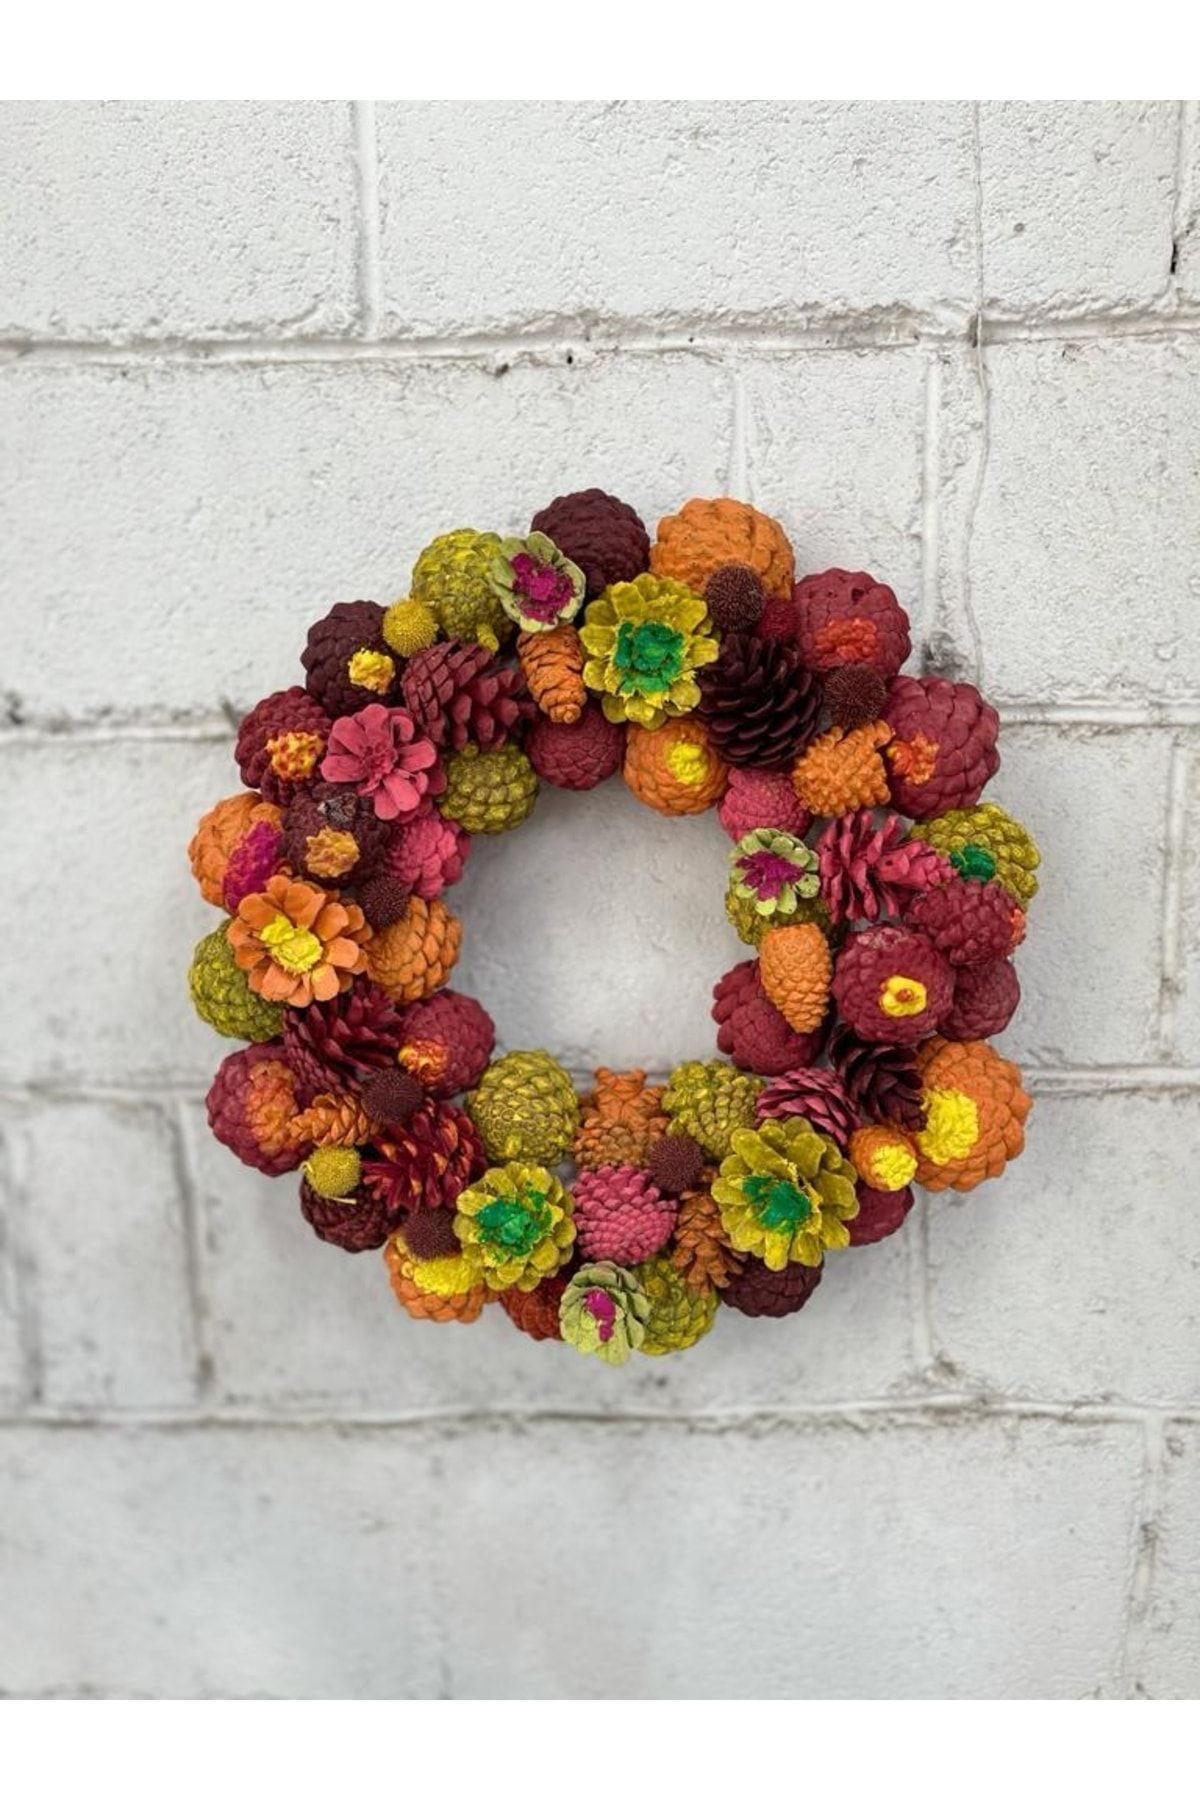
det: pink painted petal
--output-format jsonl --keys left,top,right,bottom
{"left": 320, "top": 750, "right": 364, "bottom": 784}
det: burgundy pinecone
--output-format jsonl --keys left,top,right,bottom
{"left": 282, "top": 980, "right": 408, "bottom": 1098}
{"left": 755, "top": 1067, "right": 857, "bottom": 1150}
{"left": 301, "top": 601, "right": 395, "bottom": 717}
{"left": 299, "top": 1178, "right": 392, "bottom": 1252}
{"left": 526, "top": 705, "right": 625, "bottom": 790}
{"left": 396, "top": 989, "right": 496, "bottom": 1099}
{"left": 401, "top": 641, "right": 532, "bottom": 751}
{"left": 696, "top": 631, "right": 822, "bottom": 768}
{"left": 705, "top": 563, "right": 765, "bottom": 633}
{"left": 647, "top": 1134, "right": 705, "bottom": 1196}
{"left": 723, "top": 1258, "right": 823, "bottom": 1319}
{"left": 848, "top": 1185, "right": 914, "bottom": 1246}
{"left": 530, "top": 488, "right": 650, "bottom": 599}
{"left": 281, "top": 783, "right": 392, "bottom": 882}
{"left": 402, "top": 1205, "right": 461, "bottom": 1260}
{"left": 359, "top": 1101, "right": 486, "bottom": 1212}
{"left": 827, "top": 1024, "right": 927, "bottom": 1134}
{"left": 942, "top": 958, "right": 1020, "bottom": 1041}
{"left": 824, "top": 664, "right": 888, "bottom": 731}
{"left": 905, "top": 875, "right": 1024, "bottom": 967}
{"left": 235, "top": 686, "right": 331, "bottom": 806}
{"left": 712, "top": 960, "right": 825, "bottom": 1077}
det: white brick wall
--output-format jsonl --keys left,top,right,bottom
{"left": 1, "top": 99, "right": 1198, "bottom": 1700}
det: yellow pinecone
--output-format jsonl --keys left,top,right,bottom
{"left": 908, "top": 802, "right": 1040, "bottom": 906}
{"left": 439, "top": 743, "right": 538, "bottom": 834}
{"left": 467, "top": 1050, "right": 580, "bottom": 1163}
{"left": 662, "top": 1059, "right": 762, "bottom": 1161}
{"left": 411, "top": 527, "right": 512, "bottom": 651}
{"left": 635, "top": 1254, "right": 719, "bottom": 1355}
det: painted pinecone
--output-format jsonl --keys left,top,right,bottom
{"left": 848, "top": 1185, "right": 914, "bottom": 1246}
{"left": 722, "top": 1258, "right": 823, "bottom": 1319}
{"left": 905, "top": 875, "right": 1024, "bottom": 967}
{"left": 671, "top": 1180, "right": 745, "bottom": 1292}
{"left": 360, "top": 1101, "right": 486, "bottom": 1213}
{"left": 527, "top": 705, "right": 625, "bottom": 790}
{"left": 635, "top": 1254, "right": 718, "bottom": 1355}
{"left": 792, "top": 569, "right": 912, "bottom": 677}
{"left": 281, "top": 784, "right": 392, "bottom": 884}
{"left": 439, "top": 743, "right": 538, "bottom": 834}
{"left": 500, "top": 1275, "right": 569, "bottom": 1342}
{"left": 206, "top": 1044, "right": 302, "bottom": 1176}
{"left": 573, "top": 1166, "right": 677, "bottom": 1265}
{"left": 817, "top": 809, "right": 950, "bottom": 925}
{"left": 396, "top": 989, "right": 496, "bottom": 1099}
{"left": 400, "top": 641, "right": 532, "bottom": 752}
{"left": 831, "top": 924, "right": 955, "bottom": 1045}
{"left": 530, "top": 488, "right": 650, "bottom": 599}
{"left": 467, "top": 1050, "right": 579, "bottom": 1164}
{"left": 234, "top": 686, "right": 331, "bottom": 806}
{"left": 662, "top": 1060, "right": 763, "bottom": 1161}
{"left": 827, "top": 1024, "right": 927, "bottom": 1134}
{"left": 695, "top": 631, "right": 822, "bottom": 769}
{"left": 755, "top": 1067, "right": 857, "bottom": 1151}
{"left": 908, "top": 802, "right": 1039, "bottom": 907}
{"left": 882, "top": 676, "right": 1000, "bottom": 820}
{"left": 282, "top": 980, "right": 408, "bottom": 1098}
{"left": 712, "top": 960, "right": 825, "bottom": 1077}
{"left": 942, "top": 958, "right": 1021, "bottom": 1041}
{"left": 301, "top": 601, "right": 396, "bottom": 717}
{"left": 299, "top": 1178, "right": 392, "bottom": 1252}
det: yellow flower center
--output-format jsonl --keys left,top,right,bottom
{"left": 267, "top": 730, "right": 323, "bottom": 779}
{"left": 304, "top": 826, "right": 360, "bottom": 879}
{"left": 917, "top": 1088, "right": 979, "bottom": 1164}
{"left": 260, "top": 913, "right": 323, "bottom": 974}
{"left": 664, "top": 741, "right": 709, "bottom": 786}
{"left": 869, "top": 1142, "right": 918, "bottom": 1191}
{"left": 879, "top": 974, "right": 928, "bottom": 1017}
{"left": 348, "top": 648, "right": 396, "bottom": 693}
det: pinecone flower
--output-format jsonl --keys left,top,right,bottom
{"left": 235, "top": 687, "right": 331, "bottom": 806}
{"left": 848, "top": 1123, "right": 918, "bottom": 1193}
{"left": 530, "top": 489, "right": 651, "bottom": 599}
{"left": 320, "top": 704, "right": 444, "bottom": 821}
{"left": 490, "top": 532, "right": 586, "bottom": 633}
{"left": 712, "top": 960, "right": 825, "bottom": 1077}
{"left": 518, "top": 624, "right": 588, "bottom": 723}
{"left": 832, "top": 925, "right": 955, "bottom": 1046}
{"left": 882, "top": 676, "right": 1000, "bottom": 821}
{"left": 713, "top": 1117, "right": 858, "bottom": 1271}
{"left": 396, "top": 989, "right": 496, "bottom": 1099}
{"left": 383, "top": 808, "right": 470, "bottom": 899}
{"left": 384, "top": 1231, "right": 488, "bottom": 1323}
{"left": 282, "top": 980, "right": 407, "bottom": 1097}
{"left": 580, "top": 574, "right": 718, "bottom": 729}
{"left": 651, "top": 497, "right": 794, "bottom": 600}
{"left": 817, "top": 809, "right": 951, "bottom": 925}
{"left": 364, "top": 895, "right": 461, "bottom": 1003}
{"left": 636, "top": 1254, "right": 719, "bottom": 1355}
{"left": 670, "top": 1179, "right": 745, "bottom": 1292}
{"left": 730, "top": 828, "right": 819, "bottom": 922}
{"left": 281, "top": 784, "right": 392, "bottom": 884}
{"left": 759, "top": 922, "right": 832, "bottom": 1033}
{"left": 189, "top": 793, "right": 283, "bottom": 910}
{"left": 722, "top": 1258, "right": 823, "bottom": 1319}
{"left": 907, "top": 802, "right": 1040, "bottom": 907}
{"left": 299, "top": 1177, "right": 392, "bottom": 1253}
{"left": 439, "top": 742, "right": 538, "bottom": 834}
{"left": 718, "top": 767, "right": 811, "bottom": 844}
{"left": 188, "top": 926, "right": 285, "bottom": 1043}
{"left": 559, "top": 1262, "right": 651, "bottom": 1366}
{"left": 228, "top": 876, "right": 371, "bottom": 1009}
{"left": 662, "top": 1060, "right": 763, "bottom": 1161}
{"left": 695, "top": 631, "right": 822, "bottom": 769}
{"left": 574, "top": 1068, "right": 668, "bottom": 1172}
{"left": 792, "top": 569, "right": 912, "bottom": 677}
{"left": 827, "top": 1025, "right": 928, "bottom": 1134}
{"left": 624, "top": 718, "right": 728, "bottom": 816}
{"left": 206, "top": 1044, "right": 302, "bottom": 1174}
{"left": 400, "top": 641, "right": 532, "bottom": 752}
{"left": 912, "top": 1037, "right": 1031, "bottom": 1192}
{"left": 500, "top": 1275, "right": 569, "bottom": 1342}
{"left": 755, "top": 1067, "right": 857, "bottom": 1151}
{"left": 361, "top": 1100, "right": 486, "bottom": 1212}
{"left": 410, "top": 528, "right": 511, "bottom": 652}
{"left": 943, "top": 958, "right": 1021, "bottom": 1041}
{"left": 792, "top": 722, "right": 893, "bottom": 816}
{"left": 905, "top": 875, "right": 1025, "bottom": 967}
{"left": 528, "top": 704, "right": 625, "bottom": 791}
{"left": 301, "top": 601, "right": 397, "bottom": 717}
{"left": 467, "top": 1050, "right": 579, "bottom": 1164}
{"left": 573, "top": 1165, "right": 677, "bottom": 1265}
{"left": 454, "top": 1162, "right": 575, "bottom": 1292}
{"left": 848, "top": 1185, "right": 915, "bottom": 1246}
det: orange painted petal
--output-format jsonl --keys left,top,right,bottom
{"left": 310, "top": 963, "right": 340, "bottom": 1002}
{"left": 238, "top": 896, "right": 276, "bottom": 932}
{"left": 289, "top": 884, "right": 326, "bottom": 929}
{"left": 323, "top": 936, "right": 361, "bottom": 969}
{"left": 258, "top": 963, "right": 297, "bottom": 1003}
{"left": 314, "top": 903, "right": 349, "bottom": 941}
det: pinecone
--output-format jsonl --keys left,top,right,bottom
{"left": 831, "top": 925, "right": 955, "bottom": 1045}
{"left": 518, "top": 624, "right": 588, "bottom": 723}
{"left": 439, "top": 743, "right": 538, "bottom": 833}
{"left": 299, "top": 1177, "right": 392, "bottom": 1252}
{"left": 282, "top": 980, "right": 408, "bottom": 1097}
{"left": 705, "top": 563, "right": 765, "bottom": 633}
{"left": 364, "top": 895, "right": 461, "bottom": 1003}
{"left": 755, "top": 1067, "right": 857, "bottom": 1151}
{"left": 712, "top": 959, "right": 825, "bottom": 1077}
{"left": 467, "top": 1050, "right": 579, "bottom": 1164}
{"left": 636, "top": 1254, "right": 719, "bottom": 1355}
{"left": 400, "top": 641, "right": 532, "bottom": 751}
{"left": 905, "top": 875, "right": 1024, "bottom": 967}
{"left": 827, "top": 1024, "right": 927, "bottom": 1133}
{"left": 792, "top": 569, "right": 912, "bottom": 677}
{"left": 670, "top": 1180, "right": 744, "bottom": 1292}
{"left": 908, "top": 802, "right": 1040, "bottom": 907}
{"left": 384, "top": 1235, "right": 488, "bottom": 1323}
{"left": 206, "top": 1044, "right": 302, "bottom": 1175}
{"left": 722, "top": 1258, "right": 823, "bottom": 1319}
{"left": 500, "top": 1276, "right": 569, "bottom": 1342}
{"left": 848, "top": 1184, "right": 915, "bottom": 1246}
{"left": 234, "top": 687, "right": 331, "bottom": 806}
{"left": 647, "top": 1134, "right": 706, "bottom": 1196}
{"left": 662, "top": 1060, "right": 762, "bottom": 1161}
{"left": 527, "top": 704, "right": 625, "bottom": 790}
{"left": 396, "top": 989, "right": 496, "bottom": 1099}
{"left": 824, "top": 664, "right": 888, "bottom": 730}
{"left": 758, "top": 922, "right": 832, "bottom": 1033}
{"left": 651, "top": 497, "right": 794, "bottom": 601}
{"left": 882, "top": 676, "right": 1000, "bottom": 821}
{"left": 695, "top": 631, "right": 822, "bottom": 769}
{"left": 817, "top": 809, "right": 950, "bottom": 925}
{"left": 574, "top": 1068, "right": 667, "bottom": 1171}
{"left": 301, "top": 601, "right": 396, "bottom": 717}
{"left": 718, "top": 767, "right": 811, "bottom": 843}
{"left": 942, "top": 958, "right": 1021, "bottom": 1041}
{"left": 573, "top": 1165, "right": 677, "bottom": 1265}
{"left": 410, "top": 528, "right": 510, "bottom": 651}
{"left": 530, "top": 489, "right": 650, "bottom": 599}
{"left": 281, "top": 784, "right": 392, "bottom": 884}
{"left": 360, "top": 1100, "right": 486, "bottom": 1212}
{"left": 290, "top": 1089, "right": 373, "bottom": 1151}
{"left": 792, "top": 722, "right": 892, "bottom": 816}
{"left": 383, "top": 810, "right": 469, "bottom": 901}
{"left": 188, "top": 927, "right": 284, "bottom": 1043}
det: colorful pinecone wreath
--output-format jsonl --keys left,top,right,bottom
{"left": 188, "top": 492, "right": 1038, "bottom": 1365}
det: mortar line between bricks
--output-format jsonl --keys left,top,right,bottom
{"left": 351, "top": 101, "right": 382, "bottom": 339}
{"left": 167, "top": 1098, "right": 215, "bottom": 1406}
{"left": 1170, "top": 102, "right": 1196, "bottom": 298}
{"left": 918, "top": 351, "right": 942, "bottom": 666}
{"left": 1154, "top": 740, "right": 1191, "bottom": 1061}
{"left": 1116, "top": 1414, "right": 1168, "bottom": 1698}
{"left": 0, "top": 1111, "right": 45, "bottom": 1408}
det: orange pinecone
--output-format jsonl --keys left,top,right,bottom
{"left": 848, "top": 1123, "right": 917, "bottom": 1192}
{"left": 671, "top": 1178, "right": 745, "bottom": 1293}
{"left": 518, "top": 625, "right": 587, "bottom": 723}
{"left": 792, "top": 721, "right": 892, "bottom": 815}
{"left": 651, "top": 498, "right": 795, "bottom": 600}
{"left": 758, "top": 922, "right": 832, "bottom": 1033}
{"left": 624, "top": 717, "right": 728, "bottom": 816}
{"left": 383, "top": 1239, "right": 489, "bottom": 1324}
{"left": 574, "top": 1068, "right": 668, "bottom": 1170}
{"left": 188, "top": 793, "right": 282, "bottom": 907}
{"left": 289, "top": 1090, "right": 372, "bottom": 1151}
{"left": 364, "top": 895, "right": 461, "bottom": 1002}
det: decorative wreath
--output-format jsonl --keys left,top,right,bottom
{"left": 188, "top": 491, "right": 1037, "bottom": 1365}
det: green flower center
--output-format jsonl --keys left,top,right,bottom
{"left": 951, "top": 842, "right": 996, "bottom": 882}
{"left": 742, "top": 1172, "right": 813, "bottom": 1233}
{"left": 475, "top": 1190, "right": 550, "bottom": 1258}
{"left": 612, "top": 619, "right": 686, "bottom": 695}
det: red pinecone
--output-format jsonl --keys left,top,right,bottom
{"left": 905, "top": 875, "right": 1024, "bottom": 967}
{"left": 360, "top": 1101, "right": 486, "bottom": 1212}
{"left": 396, "top": 989, "right": 496, "bottom": 1099}
{"left": 282, "top": 981, "right": 408, "bottom": 1098}
{"left": 235, "top": 686, "right": 331, "bottom": 806}
{"left": 206, "top": 1044, "right": 303, "bottom": 1177}
{"left": 712, "top": 960, "right": 825, "bottom": 1077}
{"left": 299, "top": 1178, "right": 392, "bottom": 1252}
{"left": 527, "top": 704, "right": 625, "bottom": 790}
{"left": 755, "top": 1067, "right": 857, "bottom": 1150}
{"left": 281, "top": 783, "right": 392, "bottom": 883}
{"left": 501, "top": 1275, "right": 569, "bottom": 1342}
{"left": 792, "top": 569, "right": 911, "bottom": 677}
{"left": 695, "top": 631, "right": 823, "bottom": 768}
{"left": 817, "top": 809, "right": 951, "bottom": 925}
{"left": 530, "top": 489, "right": 650, "bottom": 599}
{"left": 943, "top": 958, "right": 1021, "bottom": 1040}
{"left": 723, "top": 1258, "right": 823, "bottom": 1319}
{"left": 831, "top": 925, "right": 955, "bottom": 1045}
{"left": 401, "top": 641, "right": 532, "bottom": 751}
{"left": 827, "top": 1024, "right": 927, "bottom": 1134}
{"left": 301, "top": 601, "right": 396, "bottom": 717}
{"left": 848, "top": 1184, "right": 914, "bottom": 1246}
{"left": 882, "top": 675, "right": 1000, "bottom": 820}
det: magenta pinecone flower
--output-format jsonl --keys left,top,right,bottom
{"left": 572, "top": 1165, "right": 677, "bottom": 1265}
{"left": 817, "top": 809, "right": 950, "bottom": 924}
{"left": 320, "top": 703, "right": 444, "bottom": 821}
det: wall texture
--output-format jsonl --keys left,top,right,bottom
{"left": 2, "top": 99, "right": 1199, "bottom": 1700}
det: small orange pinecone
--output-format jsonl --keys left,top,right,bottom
{"left": 289, "top": 1090, "right": 372, "bottom": 1151}
{"left": 759, "top": 922, "right": 832, "bottom": 1032}
{"left": 848, "top": 1123, "right": 917, "bottom": 1191}
{"left": 518, "top": 625, "right": 587, "bottom": 723}
{"left": 671, "top": 1179, "right": 745, "bottom": 1292}
{"left": 364, "top": 896, "right": 461, "bottom": 1002}
{"left": 574, "top": 1068, "right": 669, "bottom": 1170}
{"left": 792, "top": 721, "right": 892, "bottom": 815}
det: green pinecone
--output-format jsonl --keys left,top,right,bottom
{"left": 467, "top": 1050, "right": 579, "bottom": 1163}
{"left": 188, "top": 927, "right": 284, "bottom": 1041}
{"left": 439, "top": 743, "right": 538, "bottom": 834}
{"left": 662, "top": 1059, "right": 762, "bottom": 1161}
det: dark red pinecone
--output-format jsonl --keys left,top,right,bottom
{"left": 282, "top": 981, "right": 408, "bottom": 1099}
{"left": 299, "top": 1178, "right": 392, "bottom": 1252}
{"left": 401, "top": 641, "right": 533, "bottom": 751}
{"left": 755, "top": 1067, "right": 857, "bottom": 1150}
{"left": 695, "top": 631, "right": 822, "bottom": 768}
{"left": 848, "top": 1185, "right": 915, "bottom": 1246}
{"left": 723, "top": 1258, "right": 823, "bottom": 1319}
{"left": 530, "top": 488, "right": 650, "bottom": 599}
{"left": 281, "top": 784, "right": 392, "bottom": 882}
{"left": 942, "top": 958, "right": 1020, "bottom": 1041}
{"left": 234, "top": 686, "right": 331, "bottom": 806}
{"left": 827, "top": 1024, "right": 927, "bottom": 1134}
{"left": 302, "top": 601, "right": 395, "bottom": 717}
{"left": 360, "top": 1101, "right": 486, "bottom": 1213}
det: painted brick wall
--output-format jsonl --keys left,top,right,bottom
{"left": 1, "top": 99, "right": 1198, "bottom": 1699}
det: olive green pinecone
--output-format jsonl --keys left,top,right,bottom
{"left": 439, "top": 743, "right": 538, "bottom": 834}
{"left": 662, "top": 1059, "right": 763, "bottom": 1160}
{"left": 410, "top": 527, "right": 512, "bottom": 652}
{"left": 467, "top": 1050, "right": 579, "bottom": 1163}
{"left": 188, "top": 927, "right": 284, "bottom": 1041}
{"left": 635, "top": 1254, "right": 718, "bottom": 1355}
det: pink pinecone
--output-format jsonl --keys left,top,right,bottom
{"left": 572, "top": 1165, "right": 677, "bottom": 1265}
{"left": 817, "top": 809, "right": 950, "bottom": 924}
{"left": 384, "top": 806, "right": 470, "bottom": 899}
{"left": 717, "top": 767, "right": 811, "bottom": 843}
{"left": 396, "top": 989, "right": 496, "bottom": 1099}
{"left": 712, "top": 960, "right": 824, "bottom": 1076}
{"left": 755, "top": 1067, "right": 857, "bottom": 1150}
{"left": 942, "top": 958, "right": 1020, "bottom": 1040}
{"left": 905, "top": 875, "right": 1024, "bottom": 967}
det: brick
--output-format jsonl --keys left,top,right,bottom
{"left": 1139, "top": 1425, "right": 1200, "bottom": 1698}
{"left": 927, "top": 1093, "right": 1200, "bottom": 1406}
{"left": 968, "top": 338, "right": 1200, "bottom": 705}
{"left": 0, "top": 739, "right": 235, "bottom": 1085}
{"left": 0, "top": 1121, "right": 26, "bottom": 1407}
{"left": 1173, "top": 102, "right": 1200, "bottom": 303}
{"left": 1176, "top": 746, "right": 1200, "bottom": 1063}
{"left": 376, "top": 101, "right": 976, "bottom": 334}
{"left": 0, "top": 356, "right": 732, "bottom": 722}
{"left": 0, "top": 102, "right": 358, "bottom": 340}
{"left": 979, "top": 102, "right": 1176, "bottom": 311}
{"left": 0, "top": 1101, "right": 196, "bottom": 1408}
{"left": 989, "top": 727, "right": 1170, "bottom": 1067}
